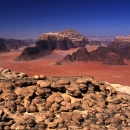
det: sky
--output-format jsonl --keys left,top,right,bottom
{"left": 0, "top": 0, "right": 130, "bottom": 39}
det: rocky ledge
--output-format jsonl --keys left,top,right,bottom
{"left": 0, "top": 68, "right": 130, "bottom": 129}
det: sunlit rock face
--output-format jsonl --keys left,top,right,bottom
{"left": 115, "top": 35, "right": 130, "bottom": 43}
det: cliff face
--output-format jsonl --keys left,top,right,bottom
{"left": 0, "top": 38, "right": 9, "bottom": 52}
{"left": 40, "top": 30, "right": 89, "bottom": 48}
{"left": 37, "top": 34, "right": 73, "bottom": 50}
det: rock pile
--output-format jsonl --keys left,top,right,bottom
{"left": 0, "top": 68, "right": 130, "bottom": 129}
{"left": 0, "top": 68, "right": 28, "bottom": 79}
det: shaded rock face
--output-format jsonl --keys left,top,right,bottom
{"left": 103, "top": 54, "right": 126, "bottom": 65}
{"left": 108, "top": 41, "right": 130, "bottom": 60}
{"left": 88, "top": 40, "right": 101, "bottom": 46}
{"left": 0, "top": 68, "right": 130, "bottom": 130}
{"left": 62, "top": 47, "right": 126, "bottom": 65}
{"left": 37, "top": 35, "right": 73, "bottom": 50}
{"left": 63, "top": 48, "right": 91, "bottom": 62}
{"left": 14, "top": 46, "right": 52, "bottom": 61}
{"left": 0, "top": 38, "right": 9, "bottom": 52}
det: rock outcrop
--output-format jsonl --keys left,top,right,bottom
{"left": 0, "top": 68, "right": 130, "bottom": 129}
{"left": 61, "top": 47, "right": 126, "bottom": 65}
{"left": 14, "top": 46, "right": 52, "bottom": 61}
{"left": 60, "top": 35, "right": 130, "bottom": 65}
{"left": 15, "top": 29, "right": 89, "bottom": 61}
{"left": 63, "top": 47, "right": 91, "bottom": 62}
{"left": 107, "top": 40, "right": 130, "bottom": 60}
{"left": 38, "top": 34, "right": 73, "bottom": 50}
{"left": 0, "top": 38, "right": 9, "bottom": 52}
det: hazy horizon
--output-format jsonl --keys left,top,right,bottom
{"left": 0, "top": 0, "right": 130, "bottom": 39}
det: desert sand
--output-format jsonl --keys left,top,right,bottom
{"left": 0, "top": 46, "right": 130, "bottom": 86}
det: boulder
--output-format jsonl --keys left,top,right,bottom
{"left": 37, "top": 80, "right": 51, "bottom": 88}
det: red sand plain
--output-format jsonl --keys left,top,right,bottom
{"left": 0, "top": 46, "right": 130, "bottom": 86}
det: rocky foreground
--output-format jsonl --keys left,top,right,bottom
{"left": 0, "top": 68, "right": 130, "bottom": 130}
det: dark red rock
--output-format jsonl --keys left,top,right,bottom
{"left": 63, "top": 47, "right": 91, "bottom": 62}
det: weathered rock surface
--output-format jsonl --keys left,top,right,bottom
{"left": 63, "top": 47, "right": 91, "bottom": 62}
{"left": 0, "top": 68, "right": 130, "bottom": 129}
{"left": 59, "top": 29, "right": 89, "bottom": 47}
{"left": 38, "top": 33, "right": 74, "bottom": 50}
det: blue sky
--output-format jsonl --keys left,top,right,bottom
{"left": 0, "top": 0, "right": 130, "bottom": 39}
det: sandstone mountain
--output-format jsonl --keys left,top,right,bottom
{"left": 62, "top": 47, "right": 126, "bottom": 65}
{"left": 0, "top": 68, "right": 130, "bottom": 129}
{"left": 107, "top": 36, "right": 130, "bottom": 60}
{"left": 59, "top": 29, "right": 89, "bottom": 47}
{"left": 38, "top": 33, "right": 73, "bottom": 50}
{"left": 14, "top": 46, "right": 52, "bottom": 61}
{"left": 63, "top": 48, "right": 91, "bottom": 62}
{"left": 15, "top": 30, "right": 89, "bottom": 61}
{"left": 60, "top": 35, "right": 130, "bottom": 65}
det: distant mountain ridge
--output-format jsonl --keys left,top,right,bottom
{"left": 0, "top": 38, "right": 35, "bottom": 51}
